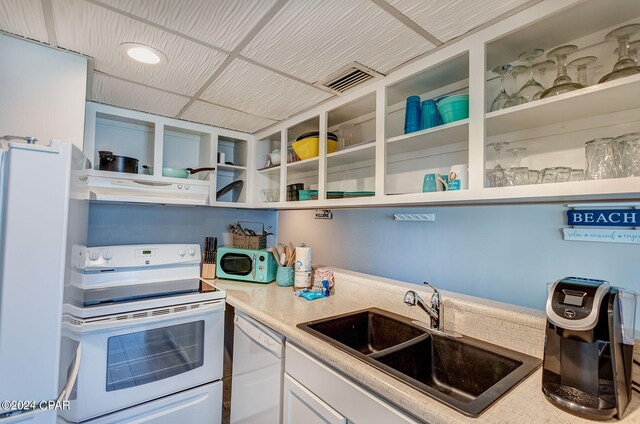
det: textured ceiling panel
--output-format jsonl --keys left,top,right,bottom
{"left": 200, "top": 59, "right": 333, "bottom": 121}
{"left": 53, "top": 0, "right": 227, "bottom": 96}
{"left": 387, "top": 0, "right": 532, "bottom": 42}
{"left": 241, "top": 0, "right": 434, "bottom": 83}
{"left": 95, "top": 0, "right": 277, "bottom": 51}
{"left": 0, "top": 0, "right": 48, "bottom": 43}
{"left": 181, "top": 101, "right": 276, "bottom": 134}
{"left": 92, "top": 73, "right": 189, "bottom": 117}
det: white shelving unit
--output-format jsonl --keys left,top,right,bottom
{"left": 252, "top": 0, "right": 640, "bottom": 209}
{"left": 82, "top": 0, "right": 640, "bottom": 210}
{"left": 84, "top": 102, "right": 252, "bottom": 207}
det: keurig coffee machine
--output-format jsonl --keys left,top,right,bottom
{"left": 543, "top": 277, "right": 636, "bottom": 420}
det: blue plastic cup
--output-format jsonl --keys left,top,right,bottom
{"left": 420, "top": 99, "right": 442, "bottom": 130}
{"left": 404, "top": 96, "right": 421, "bottom": 134}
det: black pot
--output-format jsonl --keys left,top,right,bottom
{"left": 98, "top": 151, "right": 139, "bottom": 174}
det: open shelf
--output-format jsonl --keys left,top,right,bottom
{"left": 217, "top": 163, "right": 246, "bottom": 171}
{"left": 327, "top": 142, "right": 375, "bottom": 166}
{"left": 387, "top": 119, "right": 468, "bottom": 156}
{"left": 486, "top": 74, "right": 640, "bottom": 137}
{"left": 287, "top": 157, "right": 319, "bottom": 174}
{"left": 258, "top": 165, "right": 281, "bottom": 175}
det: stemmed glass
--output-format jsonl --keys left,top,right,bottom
{"left": 531, "top": 60, "right": 555, "bottom": 100}
{"left": 568, "top": 56, "right": 597, "bottom": 87}
{"left": 506, "top": 65, "right": 528, "bottom": 106}
{"left": 490, "top": 64, "right": 513, "bottom": 112}
{"left": 615, "top": 40, "right": 640, "bottom": 64}
{"left": 599, "top": 24, "right": 640, "bottom": 83}
{"left": 486, "top": 142, "right": 510, "bottom": 187}
{"left": 540, "top": 45, "right": 584, "bottom": 98}
{"left": 516, "top": 49, "right": 545, "bottom": 103}
{"left": 507, "top": 147, "right": 527, "bottom": 167}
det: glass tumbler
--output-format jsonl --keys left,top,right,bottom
{"left": 528, "top": 169, "right": 541, "bottom": 184}
{"left": 541, "top": 167, "right": 571, "bottom": 183}
{"left": 613, "top": 132, "right": 640, "bottom": 177}
{"left": 585, "top": 138, "right": 616, "bottom": 180}
{"left": 503, "top": 167, "right": 530, "bottom": 186}
{"left": 569, "top": 169, "right": 585, "bottom": 181}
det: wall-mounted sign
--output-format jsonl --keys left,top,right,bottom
{"left": 567, "top": 209, "right": 638, "bottom": 227}
{"left": 563, "top": 228, "right": 640, "bottom": 244}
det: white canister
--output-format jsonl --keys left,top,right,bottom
{"left": 448, "top": 164, "right": 468, "bottom": 190}
{"left": 295, "top": 244, "right": 312, "bottom": 272}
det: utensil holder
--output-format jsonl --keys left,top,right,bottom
{"left": 276, "top": 266, "right": 294, "bottom": 287}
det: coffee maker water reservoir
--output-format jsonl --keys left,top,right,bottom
{"left": 543, "top": 277, "right": 636, "bottom": 420}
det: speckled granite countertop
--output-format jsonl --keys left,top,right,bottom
{"left": 213, "top": 269, "right": 640, "bottom": 423}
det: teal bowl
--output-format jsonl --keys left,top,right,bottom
{"left": 437, "top": 95, "right": 469, "bottom": 124}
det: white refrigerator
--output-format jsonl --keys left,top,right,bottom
{"left": 0, "top": 138, "right": 88, "bottom": 423}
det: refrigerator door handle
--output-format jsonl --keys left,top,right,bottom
{"left": 57, "top": 343, "right": 81, "bottom": 403}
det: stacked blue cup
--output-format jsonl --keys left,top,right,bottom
{"left": 420, "top": 99, "right": 442, "bottom": 130}
{"left": 404, "top": 96, "right": 421, "bottom": 134}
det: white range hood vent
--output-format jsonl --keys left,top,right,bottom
{"left": 314, "top": 62, "right": 384, "bottom": 95}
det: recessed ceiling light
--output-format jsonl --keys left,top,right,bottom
{"left": 119, "top": 43, "right": 167, "bottom": 65}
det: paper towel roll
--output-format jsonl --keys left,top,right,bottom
{"left": 294, "top": 271, "right": 312, "bottom": 289}
{"left": 295, "top": 245, "right": 312, "bottom": 272}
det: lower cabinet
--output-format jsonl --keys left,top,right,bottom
{"left": 285, "top": 343, "right": 420, "bottom": 424}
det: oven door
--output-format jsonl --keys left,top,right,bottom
{"left": 59, "top": 300, "right": 224, "bottom": 422}
{"left": 219, "top": 252, "right": 256, "bottom": 278}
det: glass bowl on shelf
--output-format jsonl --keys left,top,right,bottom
{"left": 261, "top": 189, "right": 280, "bottom": 203}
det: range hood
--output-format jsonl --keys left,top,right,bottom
{"left": 86, "top": 170, "right": 210, "bottom": 206}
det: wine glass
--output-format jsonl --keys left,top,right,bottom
{"left": 486, "top": 142, "right": 510, "bottom": 187}
{"left": 531, "top": 60, "right": 555, "bottom": 100}
{"left": 490, "top": 64, "right": 513, "bottom": 112}
{"left": 540, "top": 45, "right": 584, "bottom": 98}
{"left": 516, "top": 49, "right": 545, "bottom": 103}
{"left": 568, "top": 56, "right": 597, "bottom": 87}
{"left": 599, "top": 24, "right": 640, "bottom": 83}
{"left": 615, "top": 40, "right": 640, "bottom": 63}
{"left": 505, "top": 65, "right": 528, "bottom": 107}
{"left": 507, "top": 147, "right": 527, "bottom": 167}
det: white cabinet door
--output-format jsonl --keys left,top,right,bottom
{"left": 283, "top": 374, "right": 347, "bottom": 424}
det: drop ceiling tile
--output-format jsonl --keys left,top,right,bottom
{"left": 241, "top": 0, "right": 434, "bottom": 83}
{"left": 95, "top": 0, "right": 277, "bottom": 51}
{"left": 0, "top": 0, "right": 48, "bottom": 43}
{"left": 200, "top": 59, "right": 333, "bottom": 121}
{"left": 182, "top": 100, "right": 277, "bottom": 134}
{"left": 53, "top": 0, "right": 227, "bottom": 96}
{"left": 386, "top": 0, "right": 532, "bottom": 42}
{"left": 92, "top": 73, "right": 190, "bottom": 117}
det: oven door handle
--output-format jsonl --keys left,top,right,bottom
{"left": 63, "top": 300, "right": 225, "bottom": 333}
{"left": 57, "top": 343, "right": 81, "bottom": 403}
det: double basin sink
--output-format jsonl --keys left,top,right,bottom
{"left": 297, "top": 308, "right": 541, "bottom": 417}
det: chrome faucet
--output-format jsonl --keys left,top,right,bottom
{"left": 404, "top": 282, "right": 442, "bottom": 331}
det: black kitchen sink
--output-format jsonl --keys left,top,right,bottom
{"left": 298, "top": 308, "right": 541, "bottom": 417}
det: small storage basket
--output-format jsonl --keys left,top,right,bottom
{"left": 232, "top": 222, "right": 267, "bottom": 249}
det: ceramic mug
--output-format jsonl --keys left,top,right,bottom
{"left": 423, "top": 173, "right": 448, "bottom": 192}
{"left": 448, "top": 165, "right": 468, "bottom": 190}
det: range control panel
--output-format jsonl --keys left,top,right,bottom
{"left": 72, "top": 244, "right": 201, "bottom": 270}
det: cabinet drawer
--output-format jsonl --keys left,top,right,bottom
{"left": 283, "top": 374, "right": 346, "bottom": 424}
{"left": 285, "top": 343, "right": 419, "bottom": 424}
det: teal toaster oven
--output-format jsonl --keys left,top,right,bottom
{"left": 216, "top": 247, "right": 277, "bottom": 283}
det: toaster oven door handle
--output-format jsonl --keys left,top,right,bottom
{"left": 57, "top": 343, "right": 82, "bottom": 403}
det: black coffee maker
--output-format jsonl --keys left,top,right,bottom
{"left": 542, "top": 277, "right": 635, "bottom": 420}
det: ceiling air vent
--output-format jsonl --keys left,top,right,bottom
{"left": 314, "top": 62, "right": 384, "bottom": 95}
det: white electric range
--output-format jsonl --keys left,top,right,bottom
{"left": 58, "top": 244, "right": 225, "bottom": 423}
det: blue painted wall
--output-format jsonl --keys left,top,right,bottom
{"left": 88, "top": 203, "right": 277, "bottom": 247}
{"left": 278, "top": 204, "right": 639, "bottom": 327}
